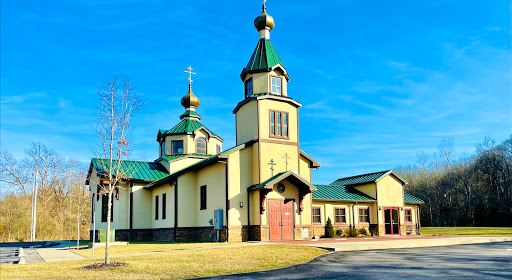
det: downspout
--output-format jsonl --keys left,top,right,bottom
{"left": 224, "top": 160, "right": 229, "bottom": 242}
{"left": 417, "top": 205, "right": 422, "bottom": 235}
{"left": 129, "top": 182, "right": 133, "bottom": 241}
{"left": 174, "top": 180, "right": 178, "bottom": 242}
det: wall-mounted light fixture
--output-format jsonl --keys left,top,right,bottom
{"left": 240, "top": 202, "right": 243, "bottom": 208}
{"left": 400, "top": 206, "right": 404, "bottom": 211}
{"left": 379, "top": 206, "right": 383, "bottom": 210}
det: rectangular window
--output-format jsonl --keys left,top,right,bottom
{"left": 358, "top": 208, "right": 369, "bottom": 223}
{"left": 101, "top": 195, "right": 113, "bottom": 222}
{"left": 161, "top": 141, "right": 166, "bottom": 157}
{"left": 405, "top": 209, "right": 412, "bottom": 222}
{"left": 162, "top": 193, "right": 166, "bottom": 220}
{"left": 200, "top": 185, "right": 207, "bottom": 210}
{"left": 312, "top": 207, "right": 321, "bottom": 224}
{"left": 269, "top": 110, "right": 289, "bottom": 139}
{"left": 334, "top": 208, "right": 346, "bottom": 224}
{"left": 155, "top": 195, "right": 159, "bottom": 220}
{"left": 196, "top": 138, "right": 207, "bottom": 154}
{"left": 270, "top": 111, "right": 275, "bottom": 135}
{"left": 172, "top": 140, "right": 184, "bottom": 154}
{"left": 271, "top": 77, "right": 281, "bottom": 95}
{"left": 245, "top": 78, "right": 253, "bottom": 98}
{"left": 216, "top": 145, "right": 221, "bottom": 154}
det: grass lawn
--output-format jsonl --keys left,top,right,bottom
{"left": 73, "top": 241, "right": 240, "bottom": 258}
{"left": 422, "top": 227, "right": 512, "bottom": 236}
{"left": 1, "top": 244, "right": 327, "bottom": 280}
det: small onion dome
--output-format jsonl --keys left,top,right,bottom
{"left": 180, "top": 85, "right": 200, "bottom": 108}
{"left": 254, "top": 6, "right": 274, "bottom": 31}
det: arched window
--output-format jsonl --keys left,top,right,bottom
{"left": 196, "top": 137, "right": 207, "bottom": 154}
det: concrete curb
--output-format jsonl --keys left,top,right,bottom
{"left": 306, "top": 237, "right": 512, "bottom": 251}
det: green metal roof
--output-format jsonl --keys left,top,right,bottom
{"left": 312, "top": 185, "right": 376, "bottom": 201}
{"left": 245, "top": 39, "right": 285, "bottom": 73}
{"left": 91, "top": 158, "right": 168, "bottom": 181}
{"left": 404, "top": 192, "right": 425, "bottom": 204}
{"left": 145, "top": 141, "right": 254, "bottom": 189}
{"left": 331, "top": 170, "right": 397, "bottom": 186}
{"left": 159, "top": 119, "right": 219, "bottom": 139}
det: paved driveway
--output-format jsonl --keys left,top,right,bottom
{"left": 201, "top": 242, "right": 512, "bottom": 280}
{"left": 0, "top": 241, "right": 65, "bottom": 264}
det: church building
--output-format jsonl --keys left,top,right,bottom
{"left": 86, "top": 5, "right": 424, "bottom": 242}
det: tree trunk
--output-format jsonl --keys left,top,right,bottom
{"left": 104, "top": 191, "right": 112, "bottom": 264}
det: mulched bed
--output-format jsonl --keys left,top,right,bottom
{"left": 82, "top": 262, "right": 128, "bottom": 269}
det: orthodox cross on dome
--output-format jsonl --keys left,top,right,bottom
{"left": 268, "top": 159, "right": 276, "bottom": 177}
{"left": 263, "top": 0, "right": 267, "bottom": 9}
{"left": 283, "top": 152, "right": 290, "bottom": 171}
{"left": 184, "top": 66, "right": 196, "bottom": 86}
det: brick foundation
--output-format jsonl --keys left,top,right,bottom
{"left": 227, "top": 226, "right": 249, "bottom": 242}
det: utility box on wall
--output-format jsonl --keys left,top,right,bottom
{"left": 214, "top": 209, "right": 223, "bottom": 230}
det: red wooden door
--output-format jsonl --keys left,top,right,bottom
{"left": 281, "top": 200, "right": 294, "bottom": 240}
{"left": 269, "top": 200, "right": 282, "bottom": 240}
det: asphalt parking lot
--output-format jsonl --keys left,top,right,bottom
{"left": 202, "top": 241, "right": 512, "bottom": 280}
{"left": 0, "top": 241, "right": 56, "bottom": 264}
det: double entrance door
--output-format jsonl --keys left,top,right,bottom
{"left": 269, "top": 199, "right": 294, "bottom": 240}
{"left": 384, "top": 207, "right": 400, "bottom": 235}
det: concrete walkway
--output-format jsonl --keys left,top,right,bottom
{"left": 281, "top": 236, "right": 512, "bottom": 251}
{"left": 35, "top": 241, "right": 86, "bottom": 262}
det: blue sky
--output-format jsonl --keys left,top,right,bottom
{"left": 1, "top": 0, "right": 511, "bottom": 184}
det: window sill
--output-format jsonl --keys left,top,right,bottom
{"left": 269, "top": 135, "right": 290, "bottom": 140}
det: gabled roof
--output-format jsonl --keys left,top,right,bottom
{"left": 330, "top": 170, "right": 408, "bottom": 186}
{"left": 247, "top": 170, "right": 317, "bottom": 192}
{"left": 404, "top": 192, "right": 425, "bottom": 204}
{"left": 312, "top": 185, "right": 376, "bottom": 202}
{"left": 145, "top": 140, "right": 256, "bottom": 189}
{"left": 241, "top": 39, "right": 289, "bottom": 81}
{"left": 85, "top": 158, "right": 169, "bottom": 184}
{"left": 157, "top": 119, "right": 222, "bottom": 141}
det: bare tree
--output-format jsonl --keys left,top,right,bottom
{"left": 92, "top": 78, "right": 144, "bottom": 264}
{"left": 0, "top": 151, "right": 31, "bottom": 198}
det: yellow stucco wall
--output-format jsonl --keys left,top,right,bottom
{"left": 352, "top": 183, "right": 377, "bottom": 198}
{"left": 227, "top": 148, "right": 253, "bottom": 226}
{"left": 404, "top": 204, "right": 419, "bottom": 224}
{"left": 177, "top": 171, "right": 197, "bottom": 227}
{"left": 167, "top": 157, "right": 204, "bottom": 174}
{"left": 249, "top": 190, "right": 260, "bottom": 225}
{"left": 299, "top": 155, "right": 311, "bottom": 182}
{"left": 258, "top": 99, "right": 298, "bottom": 143}
{"left": 151, "top": 184, "right": 174, "bottom": 228}
{"left": 132, "top": 184, "right": 152, "bottom": 229}
{"left": 196, "top": 163, "right": 227, "bottom": 227}
{"left": 235, "top": 100, "right": 258, "bottom": 145}
{"left": 245, "top": 69, "right": 288, "bottom": 97}
{"left": 376, "top": 174, "right": 406, "bottom": 225}
{"left": 259, "top": 142, "right": 299, "bottom": 181}
{"left": 311, "top": 201, "right": 376, "bottom": 225}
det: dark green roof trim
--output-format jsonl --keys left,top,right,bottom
{"left": 232, "top": 94, "right": 302, "bottom": 114}
{"left": 157, "top": 154, "right": 210, "bottom": 163}
{"left": 248, "top": 171, "right": 316, "bottom": 192}
{"left": 241, "top": 39, "right": 288, "bottom": 82}
{"left": 145, "top": 140, "right": 256, "bottom": 189}
{"left": 86, "top": 158, "right": 169, "bottom": 184}
{"left": 312, "top": 184, "right": 376, "bottom": 201}
{"left": 330, "top": 170, "right": 408, "bottom": 186}
{"left": 179, "top": 110, "right": 201, "bottom": 120}
{"left": 404, "top": 192, "right": 425, "bottom": 204}
{"left": 157, "top": 119, "right": 222, "bottom": 141}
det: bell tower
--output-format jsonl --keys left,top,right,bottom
{"left": 233, "top": 3, "right": 302, "bottom": 183}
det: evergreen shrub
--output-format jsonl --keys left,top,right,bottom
{"left": 325, "top": 218, "right": 335, "bottom": 238}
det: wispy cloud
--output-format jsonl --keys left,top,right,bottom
{"left": 1, "top": 92, "right": 47, "bottom": 104}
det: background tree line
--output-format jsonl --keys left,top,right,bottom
{"left": 0, "top": 143, "right": 90, "bottom": 242}
{"left": 396, "top": 135, "right": 512, "bottom": 227}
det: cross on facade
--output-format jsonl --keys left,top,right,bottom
{"left": 268, "top": 159, "right": 276, "bottom": 177}
{"left": 184, "top": 66, "right": 196, "bottom": 85}
{"left": 283, "top": 152, "right": 290, "bottom": 171}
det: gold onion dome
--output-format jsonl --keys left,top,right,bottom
{"left": 254, "top": 5, "right": 274, "bottom": 31}
{"left": 181, "top": 85, "right": 200, "bottom": 108}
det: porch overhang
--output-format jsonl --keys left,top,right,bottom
{"left": 248, "top": 170, "right": 316, "bottom": 215}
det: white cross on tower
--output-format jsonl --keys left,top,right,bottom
{"left": 184, "top": 66, "right": 196, "bottom": 86}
